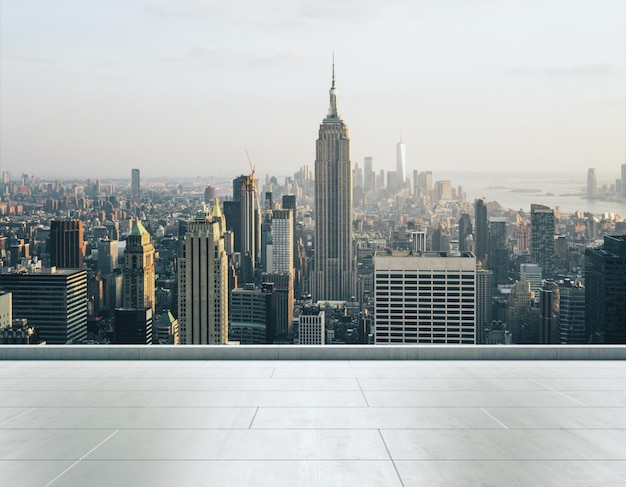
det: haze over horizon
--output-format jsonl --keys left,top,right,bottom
{"left": 1, "top": 0, "right": 624, "bottom": 180}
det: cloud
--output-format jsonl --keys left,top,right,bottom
{"left": 188, "top": 46, "right": 223, "bottom": 61}
{"left": 1, "top": 55, "right": 59, "bottom": 65}
{"left": 143, "top": 4, "right": 215, "bottom": 19}
{"left": 509, "top": 64, "right": 625, "bottom": 76}
{"left": 248, "top": 52, "right": 315, "bottom": 68}
{"left": 299, "top": 0, "right": 422, "bottom": 28}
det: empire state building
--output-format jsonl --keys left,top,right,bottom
{"left": 311, "top": 64, "right": 356, "bottom": 302}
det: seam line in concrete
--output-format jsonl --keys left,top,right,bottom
{"left": 43, "top": 429, "right": 119, "bottom": 487}
{"left": 0, "top": 407, "right": 37, "bottom": 427}
{"left": 528, "top": 378, "right": 590, "bottom": 407}
{"left": 248, "top": 407, "right": 259, "bottom": 429}
{"left": 378, "top": 429, "right": 406, "bottom": 487}
{"left": 480, "top": 407, "right": 509, "bottom": 429}
{"left": 356, "top": 378, "right": 370, "bottom": 407}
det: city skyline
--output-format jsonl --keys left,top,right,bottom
{"left": 1, "top": 0, "right": 624, "bottom": 178}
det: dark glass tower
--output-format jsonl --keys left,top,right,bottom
{"left": 474, "top": 198, "right": 488, "bottom": 263}
{"left": 530, "top": 204, "right": 555, "bottom": 278}
{"left": 458, "top": 213, "right": 472, "bottom": 252}
{"left": 49, "top": 220, "right": 84, "bottom": 269}
{"left": 585, "top": 235, "right": 626, "bottom": 343}
{"left": 488, "top": 217, "right": 508, "bottom": 286}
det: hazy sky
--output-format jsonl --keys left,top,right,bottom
{"left": 1, "top": 0, "right": 624, "bottom": 181}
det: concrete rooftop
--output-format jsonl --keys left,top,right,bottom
{"left": 1, "top": 347, "right": 625, "bottom": 486}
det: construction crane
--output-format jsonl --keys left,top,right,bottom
{"left": 245, "top": 149, "right": 262, "bottom": 212}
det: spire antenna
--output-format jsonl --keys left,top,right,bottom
{"left": 328, "top": 52, "right": 338, "bottom": 117}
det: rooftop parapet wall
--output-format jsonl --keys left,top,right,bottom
{"left": 1, "top": 345, "right": 626, "bottom": 361}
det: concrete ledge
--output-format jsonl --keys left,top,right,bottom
{"left": 1, "top": 345, "right": 625, "bottom": 360}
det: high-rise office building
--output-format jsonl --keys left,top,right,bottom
{"left": 458, "top": 214, "right": 472, "bottom": 252}
{"left": 265, "top": 209, "right": 293, "bottom": 273}
{"left": 585, "top": 235, "right": 626, "bottom": 343}
{"left": 261, "top": 272, "right": 294, "bottom": 337}
{"left": 507, "top": 281, "right": 535, "bottom": 343}
{"left": 417, "top": 171, "right": 432, "bottom": 193}
{"left": 353, "top": 162, "right": 363, "bottom": 191}
{"left": 364, "top": 156, "right": 374, "bottom": 192}
{"left": 476, "top": 268, "right": 493, "bottom": 344}
{"left": 178, "top": 212, "right": 229, "bottom": 345}
{"left": 131, "top": 168, "right": 140, "bottom": 201}
{"left": 49, "top": 220, "right": 85, "bottom": 269}
{"left": 488, "top": 217, "right": 508, "bottom": 286}
{"left": 311, "top": 63, "right": 356, "bottom": 302}
{"left": 374, "top": 251, "right": 476, "bottom": 344}
{"left": 97, "top": 238, "right": 118, "bottom": 276}
{"left": 0, "top": 268, "right": 87, "bottom": 344}
{"left": 587, "top": 168, "right": 597, "bottom": 199}
{"left": 229, "top": 283, "right": 277, "bottom": 344}
{"left": 539, "top": 281, "right": 559, "bottom": 345}
{"left": 557, "top": 281, "right": 586, "bottom": 344}
{"left": 122, "top": 221, "right": 155, "bottom": 312}
{"left": 396, "top": 140, "right": 406, "bottom": 192}
{"left": 520, "top": 263, "right": 543, "bottom": 297}
{"left": 474, "top": 198, "right": 488, "bottom": 263}
{"left": 233, "top": 174, "right": 259, "bottom": 284}
{"left": 434, "top": 180, "right": 452, "bottom": 202}
{"left": 621, "top": 164, "right": 626, "bottom": 198}
{"left": 539, "top": 279, "right": 584, "bottom": 345}
{"left": 530, "top": 204, "right": 555, "bottom": 278}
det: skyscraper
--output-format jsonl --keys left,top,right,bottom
{"left": 229, "top": 283, "right": 276, "bottom": 344}
{"left": 131, "top": 168, "right": 140, "bottom": 201}
{"left": 233, "top": 174, "right": 259, "bottom": 284}
{"left": 488, "top": 217, "right": 508, "bottom": 286}
{"left": 49, "top": 220, "right": 85, "bottom": 269}
{"left": 458, "top": 213, "right": 472, "bottom": 252}
{"left": 476, "top": 268, "right": 493, "bottom": 344}
{"left": 311, "top": 62, "right": 356, "bottom": 302}
{"left": 0, "top": 268, "right": 87, "bottom": 344}
{"left": 265, "top": 209, "right": 293, "bottom": 273}
{"left": 396, "top": 140, "right": 406, "bottom": 192}
{"left": 364, "top": 156, "right": 374, "bottom": 192}
{"left": 122, "top": 221, "right": 155, "bottom": 312}
{"left": 585, "top": 235, "right": 626, "bottom": 343}
{"left": 97, "top": 238, "right": 118, "bottom": 276}
{"left": 587, "top": 168, "right": 597, "bottom": 199}
{"left": 178, "top": 211, "right": 229, "bottom": 345}
{"left": 530, "top": 203, "right": 555, "bottom": 278}
{"left": 474, "top": 198, "right": 488, "bottom": 263}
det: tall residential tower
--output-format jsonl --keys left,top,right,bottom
{"left": 311, "top": 62, "right": 356, "bottom": 302}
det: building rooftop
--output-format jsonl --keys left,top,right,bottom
{"left": 1, "top": 346, "right": 625, "bottom": 486}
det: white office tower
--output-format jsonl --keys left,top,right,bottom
{"left": 297, "top": 306, "right": 325, "bottom": 345}
{"left": 178, "top": 212, "right": 228, "bottom": 345}
{"left": 396, "top": 140, "right": 406, "bottom": 192}
{"left": 374, "top": 251, "right": 476, "bottom": 344}
{"left": 267, "top": 209, "right": 293, "bottom": 274}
